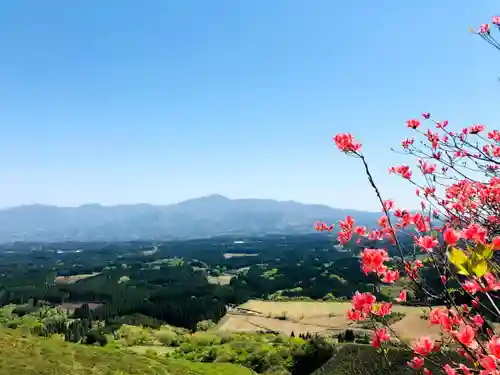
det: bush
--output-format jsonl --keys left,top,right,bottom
{"left": 189, "top": 332, "right": 222, "bottom": 346}
{"left": 195, "top": 319, "right": 216, "bottom": 332}
{"left": 12, "top": 305, "right": 38, "bottom": 317}
{"left": 166, "top": 331, "right": 330, "bottom": 375}
{"left": 85, "top": 330, "right": 108, "bottom": 346}
{"left": 117, "top": 325, "right": 155, "bottom": 346}
{"left": 156, "top": 330, "right": 185, "bottom": 347}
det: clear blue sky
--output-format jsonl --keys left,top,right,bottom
{"left": 0, "top": 1, "right": 498, "bottom": 211}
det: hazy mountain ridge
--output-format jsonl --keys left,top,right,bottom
{"left": 0, "top": 195, "right": 382, "bottom": 243}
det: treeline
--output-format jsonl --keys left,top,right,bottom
{"left": 1, "top": 260, "right": 228, "bottom": 329}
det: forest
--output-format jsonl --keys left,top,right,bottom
{"left": 0, "top": 234, "right": 492, "bottom": 375}
{"left": 0, "top": 234, "right": 419, "bottom": 328}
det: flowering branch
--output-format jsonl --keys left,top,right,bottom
{"left": 317, "top": 15, "right": 500, "bottom": 375}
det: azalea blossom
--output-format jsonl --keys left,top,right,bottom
{"left": 360, "top": 248, "right": 389, "bottom": 276}
{"left": 415, "top": 235, "right": 438, "bottom": 252}
{"left": 395, "top": 290, "right": 407, "bottom": 303}
{"left": 372, "top": 302, "right": 392, "bottom": 318}
{"left": 453, "top": 324, "right": 478, "bottom": 349}
{"left": 413, "top": 336, "right": 435, "bottom": 356}
{"left": 408, "top": 356, "right": 424, "bottom": 369}
{"left": 463, "top": 223, "right": 487, "bottom": 244}
{"left": 333, "top": 133, "right": 361, "bottom": 153}
{"left": 407, "top": 119, "right": 421, "bottom": 129}
{"left": 371, "top": 328, "right": 390, "bottom": 348}
{"left": 443, "top": 228, "right": 460, "bottom": 246}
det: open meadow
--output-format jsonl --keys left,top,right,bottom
{"left": 217, "top": 300, "right": 444, "bottom": 341}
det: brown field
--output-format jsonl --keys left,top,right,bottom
{"left": 54, "top": 272, "right": 101, "bottom": 284}
{"left": 207, "top": 275, "right": 234, "bottom": 285}
{"left": 222, "top": 253, "right": 259, "bottom": 259}
{"left": 217, "top": 300, "right": 444, "bottom": 341}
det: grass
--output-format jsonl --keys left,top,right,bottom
{"left": 312, "top": 343, "right": 418, "bottom": 375}
{"left": 217, "top": 300, "right": 441, "bottom": 341}
{"left": 312, "top": 343, "right": 463, "bottom": 375}
{"left": 128, "top": 345, "right": 176, "bottom": 355}
{"left": 0, "top": 329, "right": 253, "bottom": 375}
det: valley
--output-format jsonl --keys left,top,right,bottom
{"left": 0, "top": 234, "right": 470, "bottom": 374}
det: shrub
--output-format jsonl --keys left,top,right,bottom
{"left": 84, "top": 330, "right": 108, "bottom": 346}
{"left": 156, "top": 330, "right": 184, "bottom": 347}
{"left": 195, "top": 319, "right": 216, "bottom": 332}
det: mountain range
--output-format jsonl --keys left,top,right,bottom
{"left": 0, "top": 194, "right": 382, "bottom": 243}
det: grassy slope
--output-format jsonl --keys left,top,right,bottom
{"left": 0, "top": 329, "right": 253, "bottom": 375}
{"left": 312, "top": 343, "right": 458, "bottom": 375}
{"left": 312, "top": 343, "right": 413, "bottom": 375}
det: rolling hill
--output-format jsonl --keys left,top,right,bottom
{"left": 0, "top": 329, "right": 252, "bottom": 375}
{"left": 0, "top": 194, "right": 382, "bottom": 243}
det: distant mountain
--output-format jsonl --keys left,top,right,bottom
{"left": 0, "top": 195, "right": 383, "bottom": 243}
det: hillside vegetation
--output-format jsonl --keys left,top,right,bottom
{"left": 312, "top": 343, "right": 442, "bottom": 375}
{"left": 0, "top": 328, "right": 252, "bottom": 375}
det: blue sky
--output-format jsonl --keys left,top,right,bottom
{"left": 0, "top": 1, "right": 498, "bottom": 211}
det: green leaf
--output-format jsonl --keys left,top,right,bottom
{"left": 448, "top": 247, "right": 470, "bottom": 276}
{"left": 472, "top": 259, "right": 488, "bottom": 278}
{"left": 475, "top": 243, "right": 494, "bottom": 260}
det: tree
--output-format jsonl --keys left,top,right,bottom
{"left": 343, "top": 329, "right": 355, "bottom": 343}
{"left": 318, "top": 16, "right": 500, "bottom": 375}
{"left": 74, "top": 303, "right": 91, "bottom": 320}
{"left": 64, "top": 320, "right": 88, "bottom": 343}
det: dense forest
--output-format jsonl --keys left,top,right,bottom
{"left": 0, "top": 234, "right": 404, "bottom": 328}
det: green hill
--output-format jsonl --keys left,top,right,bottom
{"left": 312, "top": 343, "right": 412, "bottom": 375}
{"left": 312, "top": 343, "right": 459, "bottom": 375}
{"left": 0, "top": 329, "right": 253, "bottom": 375}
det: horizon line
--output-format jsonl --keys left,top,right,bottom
{"left": 0, "top": 194, "right": 387, "bottom": 213}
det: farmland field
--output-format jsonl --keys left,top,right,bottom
{"left": 207, "top": 274, "right": 234, "bottom": 285}
{"left": 222, "top": 253, "right": 259, "bottom": 259}
{"left": 217, "top": 300, "right": 443, "bottom": 341}
{"left": 54, "top": 272, "right": 101, "bottom": 284}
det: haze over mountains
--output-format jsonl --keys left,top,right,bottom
{"left": 0, "top": 194, "right": 382, "bottom": 243}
